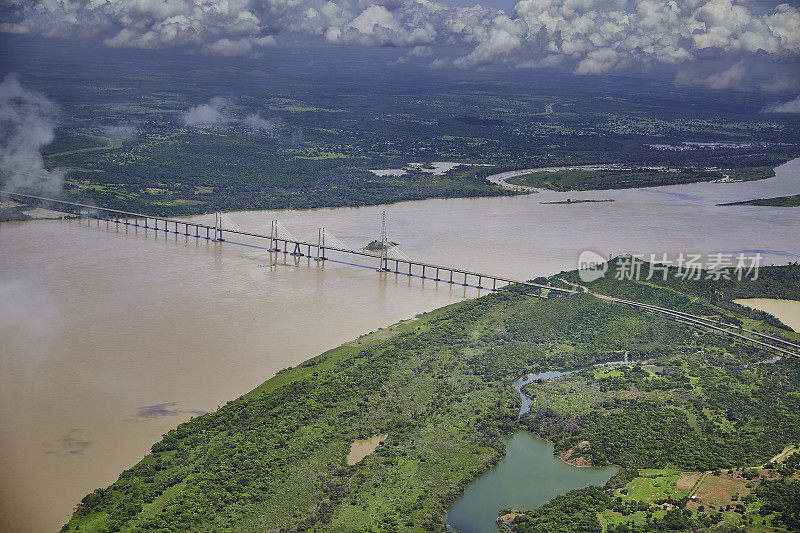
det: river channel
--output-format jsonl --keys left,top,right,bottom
{"left": 1, "top": 158, "right": 799, "bottom": 531}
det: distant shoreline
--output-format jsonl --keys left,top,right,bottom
{"left": 719, "top": 194, "right": 800, "bottom": 207}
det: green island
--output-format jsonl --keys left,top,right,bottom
{"left": 720, "top": 195, "right": 800, "bottom": 207}
{"left": 504, "top": 167, "right": 776, "bottom": 192}
{"left": 63, "top": 260, "right": 800, "bottom": 532}
{"left": 363, "top": 240, "right": 399, "bottom": 252}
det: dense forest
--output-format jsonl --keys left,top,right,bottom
{"left": 63, "top": 261, "right": 800, "bottom": 532}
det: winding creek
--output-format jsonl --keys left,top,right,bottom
{"left": 1, "top": 158, "right": 800, "bottom": 531}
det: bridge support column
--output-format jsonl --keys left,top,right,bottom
{"left": 316, "top": 228, "right": 326, "bottom": 261}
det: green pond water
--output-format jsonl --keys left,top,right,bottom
{"left": 446, "top": 432, "right": 618, "bottom": 532}
{"left": 446, "top": 367, "right": 622, "bottom": 532}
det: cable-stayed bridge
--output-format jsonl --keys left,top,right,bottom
{"left": 3, "top": 191, "right": 799, "bottom": 358}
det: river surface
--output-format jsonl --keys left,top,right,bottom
{"left": 1, "top": 158, "right": 800, "bottom": 532}
{"left": 733, "top": 298, "right": 800, "bottom": 332}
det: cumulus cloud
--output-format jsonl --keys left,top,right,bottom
{"left": 183, "top": 98, "right": 288, "bottom": 137}
{"left": 706, "top": 60, "right": 749, "bottom": 89}
{"left": 104, "top": 125, "right": 138, "bottom": 139}
{"left": 182, "top": 97, "right": 232, "bottom": 126}
{"left": 243, "top": 113, "right": 278, "bottom": 134}
{"left": 0, "top": 74, "right": 65, "bottom": 195}
{"left": 763, "top": 95, "right": 800, "bottom": 113}
{"left": 1, "top": 0, "right": 799, "bottom": 82}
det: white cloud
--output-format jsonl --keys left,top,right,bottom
{"left": 243, "top": 113, "right": 277, "bottom": 134}
{"left": 0, "top": 74, "right": 65, "bottom": 195}
{"left": 183, "top": 99, "right": 283, "bottom": 135}
{"left": 705, "top": 60, "right": 749, "bottom": 89}
{"left": 104, "top": 125, "right": 138, "bottom": 139}
{"left": 182, "top": 97, "right": 231, "bottom": 127}
{"left": 0, "top": 0, "right": 798, "bottom": 83}
{"left": 763, "top": 95, "right": 800, "bottom": 113}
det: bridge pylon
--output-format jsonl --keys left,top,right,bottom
{"left": 378, "top": 210, "right": 388, "bottom": 272}
{"left": 213, "top": 212, "right": 224, "bottom": 241}
{"left": 316, "top": 227, "right": 326, "bottom": 261}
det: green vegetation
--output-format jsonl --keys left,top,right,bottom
{"left": 721, "top": 194, "right": 800, "bottom": 207}
{"left": 363, "top": 240, "right": 398, "bottom": 252}
{"left": 505, "top": 167, "right": 772, "bottom": 191}
{"left": 5, "top": 37, "right": 798, "bottom": 215}
{"left": 509, "top": 263, "right": 800, "bottom": 532}
{"left": 0, "top": 204, "right": 31, "bottom": 221}
{"left": 62, "top": 260, "right": 800, "bottom": 532}
{"left": 559, "top": 258, "right": 800, "bottom": 329}
{"left": 754, "top": 479, "right": 800, "bottom": 530}
{"left": 524, "top": 355, "right": 800, "bottom": 471}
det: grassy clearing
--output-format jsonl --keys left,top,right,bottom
{"left": 623, "top": 469, "right": 688, "bottom": 502}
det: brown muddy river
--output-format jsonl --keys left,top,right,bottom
{"left": 1, "top": 158, "right": 799, "bottom": 531}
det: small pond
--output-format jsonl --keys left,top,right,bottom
{"left": 446, "top": 432, "right": 618, "bottom": 533}
{"left": 446, "top": 363, "right": 645, "bottom": 532}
